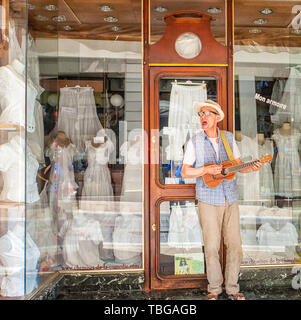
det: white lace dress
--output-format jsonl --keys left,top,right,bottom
{"left": 57, "top": 86, "right": 103, "bottom": 152}
{"left": 46, "top": 141, "right": 78, "bottom": 202}
{"left": 272, "top": 128, "right": 301, "bottom": 197}
{"left": 82, "top": 139, "right": 114, "bottom": 200}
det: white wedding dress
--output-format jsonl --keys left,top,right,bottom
{"left": 272, "top": 128, "right": 301, "bottom": 197}
{"left": 82, "top": 138, "right": 114, "bottom": 200}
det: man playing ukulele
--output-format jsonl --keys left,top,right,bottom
{"left": 181, "top": 99, "right": 262, "bottom": 300}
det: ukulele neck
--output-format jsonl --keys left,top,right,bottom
{"left": 226, "top": 159, "right": 260, "bottom": 173}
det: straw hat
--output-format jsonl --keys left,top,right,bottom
{"left": 193, "top": 99, "right": 224, "bottom": 122}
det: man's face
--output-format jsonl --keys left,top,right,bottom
{"left": 199, "top": 106, "right": 221, "bottom": 130}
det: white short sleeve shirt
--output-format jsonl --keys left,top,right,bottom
{"left": 183, "top": 136, "right": 241, "bottom": 166}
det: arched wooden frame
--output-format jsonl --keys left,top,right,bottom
{"left": 143, "top": 0, "right": 234, "bottom": 291}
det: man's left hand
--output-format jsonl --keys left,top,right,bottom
{"left": 251, "top": 160, "right": 262, "bottom": 171}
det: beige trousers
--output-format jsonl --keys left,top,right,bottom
{"left": 198, "top": 200, "right": 243, "bottom": 295}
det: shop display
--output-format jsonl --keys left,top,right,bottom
{"left": 27, "top": 101, "right": 45, "bottom": 165}
{"left": 257, "top": 220, "right": 298, "bottom": 247}
{"left": 0, "top": 135, "right": 39, "bottom": 203}
{"left": 271, "top": 123, "right": 301, "bottom": 198}
{"left": 276, "top": 66, "right": 301, "bottom": 125}
{"left": 81, "top": 129, "right": 114, "bottom": 200}
{"left": 57, "top": 86, "right": 103, "bottom": 153}
{"left": 166, "top": 81, "right": 207, "bottom": 161}
{"left": 257, "top": 134, "right": 275, "bottom": 201}
{"left": 46, "top": 131, "right": 78, "bottom": 202}
{"left": 26, "top": 182, "right": 57, "bottom": 263}
{"left": 0, "top": 223, "right": 40, "bottom": 296}
{"left": 120, "top": 129, "right": 143, "bottom": 202}
{"left": 113, "top": 213, "right": 142, "bottom": 265}
{"left": 0, "top": 59, "right": 37, "bottom": 131}
{"left": 167, "top": 203, "right": 203, "bottom": 248}
{"left": 269, "top": 79, "right": 286, "bottom": 116}
{"left": 60, "top": 211, "right": 104, "bottom": 268}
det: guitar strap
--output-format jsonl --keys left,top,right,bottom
{"left": 220, "top": 130, "right": 235, "bottom": 162}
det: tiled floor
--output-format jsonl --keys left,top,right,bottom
{"left": 54, "top": 288, "right": 301, "bottom": 300}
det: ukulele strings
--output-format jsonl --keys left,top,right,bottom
{"left": 226, "top": 159, "right": 259, "bottom": 173}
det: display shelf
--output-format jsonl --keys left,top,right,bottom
{"left": 0, "top": 124, "right": 24, "bottom": 131}
{"left": 0, "top": 201, "right": 24, "bottom": 209}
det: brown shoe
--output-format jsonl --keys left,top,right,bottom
{"left": 227, "top": 292, "right": 246, "bottom": 300}
{"left": 206, "top": 293, "right": 219, "bottom": 300}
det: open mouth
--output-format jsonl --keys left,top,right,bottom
{"left": 202, "top": 120, "right": 208, "bottom": 126}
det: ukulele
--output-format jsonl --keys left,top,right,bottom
{"left": 202, "top": 155, "right": 272, "bottom": 188}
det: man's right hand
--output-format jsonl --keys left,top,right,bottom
{"left": 204, "top": 164, "right": 223, "bottom": 175}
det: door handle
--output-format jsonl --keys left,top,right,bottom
{"left": 152, "top": 224, "right": 156, "bottom": 231}
{"left": 151, "top": 136, "right": 156, "bottom": 144}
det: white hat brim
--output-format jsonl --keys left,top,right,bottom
{"left": 193, "top": 101, "right": 224, "bottom": 122}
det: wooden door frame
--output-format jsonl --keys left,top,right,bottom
{"left": 143, "top": 0, "right": 234, "bottom": 291}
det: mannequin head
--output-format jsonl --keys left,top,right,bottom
{"left": 92, "top": 129, "right": 108, "bottom": 148}
{"left": 56, "top": 131, "right": 71, "bottom": 147}
{"left": 279, "top": 122, "right": 292, "bottom": 136}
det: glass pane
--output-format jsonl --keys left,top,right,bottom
{"left": 0, "top": 0, "right": 28, "bottom": 298}
{"left": 159, "top": 76, "right": 217, "bottom": 185}
{"left": 22, "top": 0, "right": 143, "bottom": 297}
{"left": 234, "top": 0, "right": 301, "bottom": 266}
{"left": 150, "top": 0, "right": 227, "bottom": 46}
{"left": 159, "top": 200, "right": 204, "bottom": 276}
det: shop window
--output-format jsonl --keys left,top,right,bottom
{"left": 234, "top": 0, "right": 301, "bottom": 266}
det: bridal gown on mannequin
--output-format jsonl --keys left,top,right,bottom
{"left": 0, "top": 135, "right": 39, "bottom": 203}
{"left": 272, "top": 128, "right": 301, "bottom": 198}
{"left": 57, "top": 86, "right": 103, "bottom": 152}
{"left": 82, "top": 130, "right": 114, "bottom": 200}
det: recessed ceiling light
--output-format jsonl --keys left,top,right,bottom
{"left": 291, "top": 29, "right": 301, "bottom": 35}
{"left": 260, "top": 8, "right": 273, "bottom": 15}
{"left": 34, "top": 15, "right": 49, "bottom": 21}
{"left": 27, "top": 4, "right": 36, "bottom": 10}
{"left": 254, "top": 18, "right": 267, "bottom": 25}
{"left": 104, "top": 16, "right": 118, "bottom": 22}
{"left": 111, "top": 26, "right": 120, "bottom": 32}
{"left": 99, "top": 5, "right": 113, "bottom": 12}
{"left": 207, "top": 8, "right": 222, "bottom": 14}
{"left": 154, "top": 6, "right": 168, "bottom": 13}
{"left": 45, "top": 5, "right": 58, "bottom": 11}
{"left": 52, "top": 15, "right": 67, "bottom": 22}
{"left": 63, "top": 25, "right": 73, "bottom": 31}
{"left": 249, "top": 29, "right": 262, "bottom": 34}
